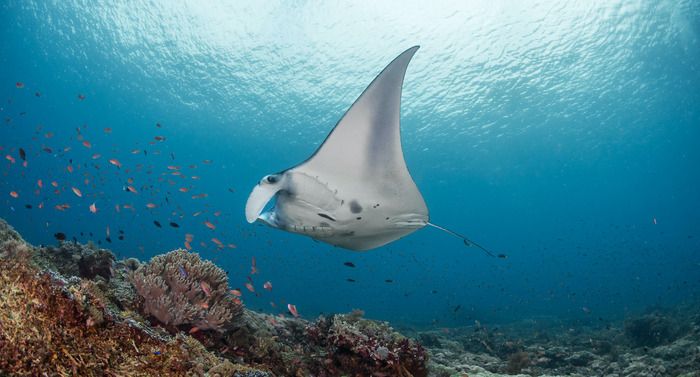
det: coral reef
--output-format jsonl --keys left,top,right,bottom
{"left": 11, "top": 210, "right": 698, "bottom": 377}
{"left": 0, "top": 224, "right": 251, "bottom": 376}
{"left": 304, "top": 310, "right": 428, "bottom": 377}
{"left": 0, "top": 217, "right": 429, "bottom": 376}
{"left": 34, "top": 240, "right": 114, "bottom": 280}
{"left": 131, "top": 249, "right": 243, "bottom": 332}
{"left": 624, "top": 311, "right": 682, "bottom": 348}
{"left": 420, "top": 308, "right": 700, "bottom": 377}
{"left": 505, "top": 351, "right": 529, "bottom": 374}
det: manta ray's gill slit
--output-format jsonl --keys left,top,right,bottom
{"left": 317, "top": 213, "right": 336, "bottom": 222}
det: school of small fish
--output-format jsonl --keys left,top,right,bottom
{"left": 1, "top": 82, "right": 307, "bottom": 319}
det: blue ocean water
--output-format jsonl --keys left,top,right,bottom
{"left": 1, "top": 1, "right": 698, "bottom": 327}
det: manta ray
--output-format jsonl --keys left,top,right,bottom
{"left": 245, "top": 46, "right": 493, "bottom": 254}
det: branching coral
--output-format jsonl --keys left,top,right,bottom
{"left": 132, "top": 249, "right": 243, "bottom": 332}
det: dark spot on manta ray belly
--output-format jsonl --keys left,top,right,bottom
{"left": 349, "top": 200, "right": 362, "bottom": 214}
{"left": 317, "top": 213, "right": 336, "bottom": 222}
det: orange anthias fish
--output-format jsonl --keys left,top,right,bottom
{"left": 200, "top": 281, "right": 212, "bottom": 297}
{"left": 145, "top": 203, "right": 157, "bottom": 209}
{"left": 89, "top": 202, "right": 97, "bottom": 213}
{"left": 82, "top": 140, "right": 92, "bottom": 148}
{"left": 126, "top": 186, "right": 138, "bottom": 193}
{"left": 109, "top": 159, "right": 122, "bottom": 168}
{"left": 263, "top": 281, "right": 272, "bottom": 291}
{"left": 71, "top": 187, "right": 82, "bottom": 197}
{"left": 204, "top": 221, "right": 216, "bottom": 230}
{"left": 230, "top": 289, "right": 242, "bottom": 297}
{"left": 9, "top": 191, "right": 19, "bottom": 198}
{"left": 245, "top": 282, "right": 255, "bottom": 293}
{"left": 287, "top": 304, "right": 299, "bottom": 318}
{"left": 251, "top": 256, "right": 258, "bottom": 275}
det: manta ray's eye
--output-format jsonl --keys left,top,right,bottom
{"left": 266, "top": 175, "right": 278, "bottom": 184}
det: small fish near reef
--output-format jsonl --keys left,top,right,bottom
{"left": 200, "top": 281, "right": 212, "bottom": 297}
{"left": 287, "top": 304, "right": 299, "bottom": 318}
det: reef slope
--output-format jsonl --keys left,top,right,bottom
{"left": 0, "top": 218, "right": 426, "bottom": 377}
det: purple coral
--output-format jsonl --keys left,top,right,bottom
{"left": 131, "top": 249, "right": 242, "bottom": 331}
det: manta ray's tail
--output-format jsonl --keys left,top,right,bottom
{"left": 426, "top": 222, "right": 496, "bottom": 257}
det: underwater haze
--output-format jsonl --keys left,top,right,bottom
{"left": 1, "top": 1, "right": 699, "bottom": 327}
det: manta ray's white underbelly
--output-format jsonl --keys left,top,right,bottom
{"left": 268, "top": 172, "right": 428, "bottom": 250}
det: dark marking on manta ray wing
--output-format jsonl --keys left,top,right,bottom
{"left": 349, "top": 200, "right": 362, "bottom": 214}
{"left": 317, "top": 213, "right": 336, "bottom": 222}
